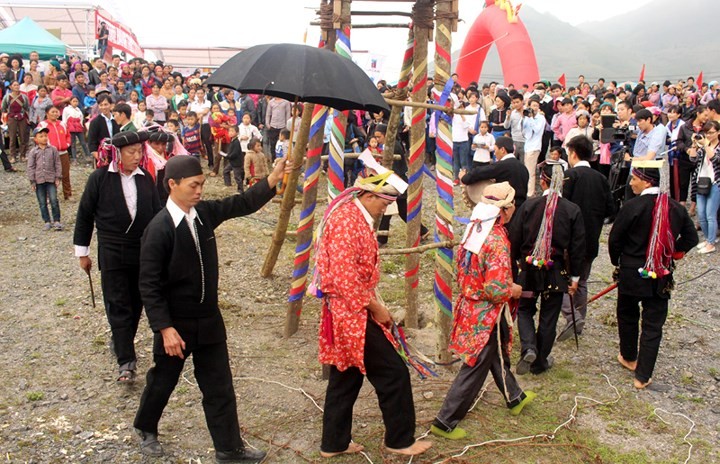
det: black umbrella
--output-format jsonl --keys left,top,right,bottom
{"left": 205, "top": 43, "right": 389, "bottom": 114}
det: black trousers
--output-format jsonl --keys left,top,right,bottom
{"left": 321, "top": 320, "right": 415, "bottom": 453}
{"left": 616, "top": 293, "right": 668, "bottom": 383}
{"left": 517, "top": 292, "right": 564, "bottom": 374}
{"left": 377, "top": 196, "right": 429, "bottom": 245}
{"left": 134, "top": 338, "right": 242, "bottom": 451}
{"left": 266, "top": 127, "right": 281, "bottom": 158}
{"left": 201, "top": 124, "right": 214, "bottom": 167}
{"left": 433, "top": 317, "right": 524, "bottom": 432}
{"left": 100, "top": 266, "right": 143, "bottom": 370}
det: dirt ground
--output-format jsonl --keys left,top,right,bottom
{"left": 0, "top": 161, "right": 718, "bottom": 463}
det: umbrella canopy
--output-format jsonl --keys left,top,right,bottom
{"left": 206, "top": 43, "right": 389, "bottom": 114}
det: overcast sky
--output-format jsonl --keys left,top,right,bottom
{"left": 101, "top": 0, "right": 652, "bottom": 76}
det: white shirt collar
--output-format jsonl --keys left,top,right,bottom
{"left": 500, "top": 153, "right": 516, "bottom": 161}
{"left": 641, "top": 186, "right": 660, "bottom": 196}
{"left": 108, "top": 164, "right": 145, "bottom": 176}
{"left": 353, "top": 198, "right": 375, "bottom": 230}
{"left": 101, "top": 113, "right": 113, "bottom": 121}
{"left": 574, "top": 161, "right": 591, "bottom": 168}
{"left": 166, "top": 197, "right": 203, "bottom": 227}
{"left": 542, "top": 189, "right": 562, "bottom": 197}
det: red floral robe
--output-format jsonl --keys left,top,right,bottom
{"left": 449, "top": 221, "right": 514, "bottom": 367}
{"left": 316, "top": 200, "right": 396, "bottom": 374}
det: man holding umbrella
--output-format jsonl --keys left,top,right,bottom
{"left": 134, "top": 155, "right": 293, "bottom": 461}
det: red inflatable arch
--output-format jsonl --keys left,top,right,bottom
{"left": 455, "top": 0, "right": 539, "bottom": 88}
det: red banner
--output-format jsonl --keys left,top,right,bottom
{"left": 95, "top": 11, "right": 143, "bottom": 58}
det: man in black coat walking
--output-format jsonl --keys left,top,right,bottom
{"left": 461, "top": 136, "right": 529, "bottom": 210}
{"left": 510, "top": 163, "right": 585, "bottom": 375}
{"left": 609, "top": 162, "right": 697, "bottom": 389}
{"left": 557, "top": 136, "right": 615, "bottom": 342}
{"left": 73, "top": 131, "right": 160, "bottom": 382}
{"left": 133, "top": 155, "right": 292, "bottom": 462}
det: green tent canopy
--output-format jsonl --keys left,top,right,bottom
{"left": 0, "top": 17, "right": 68, "bottom": 59}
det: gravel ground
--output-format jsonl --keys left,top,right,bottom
{"left": 0, "top": 162, "right": 718, "bottom": 463}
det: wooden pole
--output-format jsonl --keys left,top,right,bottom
{"left": 260, "top": 105, "right": 314, "bottom": 277}
{"left": 380, "top": 240, "right": 459, "bottom": 255}
{"left": 385, "top": 98, "right": 478, "bottom": 115}
{"left": 404, "top": 0, "right": 433, "bottom": 329}
{"left": 433, "top": 0, "right": 456, "bottom": 363}
{"left": 381, "top": 27, "right": 414, "bottom": 170}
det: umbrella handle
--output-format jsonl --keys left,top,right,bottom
{"left": 277, "top": 173, "right": 289, "bottom": 195}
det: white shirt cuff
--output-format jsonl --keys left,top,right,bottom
{"left": 75, "top": 245, "right": 90, "bottom": 257}
{"left": 571, "top": 276, "right": 580, "bottom": 283}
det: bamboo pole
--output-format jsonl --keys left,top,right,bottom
{"left": 380, "top": 240, "right": 459, "bottom": 255}
{"left": 380, "top": 27, "right": 414, "bottom": 170}
{"left": 404, "top": 0, "right": 433, "bottom": 329}
{"left": 433, "top": 0, "right": 455, "bottom": 363}
{"left": 260, "top": 105, "right": 314, "bottom": 277}
{"left": 385, "top": 98, "right": 478, "bottom": 115}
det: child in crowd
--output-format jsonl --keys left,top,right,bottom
{"left": 563, "top": 110, "right": 593, "bottom": 148}
{"left": 471, "top": 120, "right": 495, "bottom": 167}
{"left": 62, "top": 96, "right": 90, "bottom": 160}
{"left": 227, "top": 108, "right": 238, "bottom": 126}
{"left": 275, "top": 129, "right": 290, "bottom": 160}
{"left": 238, "top": 113, "right": 262, "bottom": 155}
{"left": 366, "top": 135, "right": 382, "bottom": 162}
{"left": 177, "top": 100, "right": 188, "bottom": 130}
{"left": 133, "top": 100, "right": 147, "bottom": 129}
{"left": 223, "top": 125, "right": 244, "bottom": 191}
{"left": 26, "top": 126, "right": 62, "bottom": 230}
{"left": 83, "top": 88, "right": 97, "bottom": 114}
{"left": 144, "top": 109, "right": 155, "bottom": 127}
{"left": 244, "top": 137, "right": 269, "bottom": 187}
{"left": 181, "top": 111, "right": 202, "bottom": 160}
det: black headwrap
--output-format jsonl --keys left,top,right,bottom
{"left": 164, "top": 155, "right": 203, "bottom": 192}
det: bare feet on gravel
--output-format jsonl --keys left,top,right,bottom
{"left": 617, "top": 354, "right": 637, "bottom": 371}
{"left": 320, "top": 442, "right": 364, "bottom": 458}
{"left": 634, "top": 378, "right": 652, "bottom": 389}
{"left": 385, "top": 440, "right": 432, "bottom": 456}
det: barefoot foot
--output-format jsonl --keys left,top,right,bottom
{"left": 617, "top": 354, "right": 637, "bottom": 371}
{"left": 320, "top": 442, "right": 364, "bottom": 458}
{"left": 385, "top": 440, "right": 432, "bottom": 456}
{"left": 633, "top": 378, "right": 652, "bottom": 389}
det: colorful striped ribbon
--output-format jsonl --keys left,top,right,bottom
{"left": 328, "top": 26, "right": 352, "bottom": 199}
{"left": 432, "top": 51, "right": 456, "bottom": 318}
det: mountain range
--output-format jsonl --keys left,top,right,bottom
{"left": 450, "top": 0, "right": 717, "bottom": 85}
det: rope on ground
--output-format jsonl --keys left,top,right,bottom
{"left": 651, "top": 408, "right": 695, "bottom": 464}
{"left": 430, "top": 374, "right": 621, "bottom": 464}
{"left": 236, "top": 375, "right": 375, "bottom": 464}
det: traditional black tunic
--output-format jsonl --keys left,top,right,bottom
{"left": 509, "top": 193, "right": 586, "bottom": 374}
{"left": 608, "top": 191, "right": 697, "bottom": 383}
{"left": 73, "top": 165, "right": 161, "bottom": 370}
{"left": 134, "top": 178, "right": 275, "bottom": 452}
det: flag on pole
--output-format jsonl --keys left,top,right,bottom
{"left": 697, "top": 71, "right": 704, "bottom": 89}
{"left": 639, "top": 64, "right": 646, "bottom": 83}
{"left": 557, "top": 73, "right": 566, "bottom": 89}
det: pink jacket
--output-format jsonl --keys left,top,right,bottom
{"left": 552, "top": 111, "right": 578, "bottom": 142}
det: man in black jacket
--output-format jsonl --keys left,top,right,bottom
{"left": 88, "top": 93, "right": 119, "bottom": 161}
{"left": 557, "top": 136, "right": 615, "bottom": 342}
{"left": 74, "top": 131, "right": 160, "bottom": 382}
{"left": 609, "top": 163, "right": 697, "bottom": 389}
{"left": 133, "top": 155, "right": 292, "bottom": 462}
{"left": 462, "top": 136, "right": 529, "bottom": 209}
{"left": 510, "top": 163, "right": 585, "bottom": 375}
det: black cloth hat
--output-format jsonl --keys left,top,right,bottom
{"left": 149, "top": 131, "right": 172, "bottom": 143}
{"left": 164, "top": 156, "right": 203, "bottom": 192}
{"left": 111, "top": 130, "right": 149, "bottom": 148}
{"left": 497, "top": 93, "right": 511, "bottom": 108}
{"left": 631, "top": 167, "right": 660, "bottom": 186}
